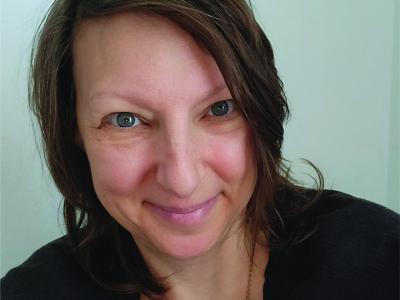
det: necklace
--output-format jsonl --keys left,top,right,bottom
{"left": 142, "top": 250, "right": 256, "bottom": 300}
{"left": 245, "top": 256, "right": 254, "bottom": 300}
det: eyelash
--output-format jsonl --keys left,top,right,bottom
{"left": 206, "top": 100, "right": 235, "bottom": 117}
{"left": 105, "top": 99, "right": 236, "bottom": 128}
{"left": 106, "top": 112, "right": 143, "bottom": 128}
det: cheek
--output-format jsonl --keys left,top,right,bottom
{"left": 206, "top": 127, "right": 255, "bottom": 186}
{"left": 85, "top": 142, "right": 153, "bottom": 199}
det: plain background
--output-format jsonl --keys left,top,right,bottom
{"left": 1, "top": 0, "right": 399, "bottom": 276}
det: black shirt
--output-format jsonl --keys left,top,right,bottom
{"left": 2, "top": 191, "right": 399, "bottom": 299}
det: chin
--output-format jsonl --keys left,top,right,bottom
{"left": 132, "top": 209, "right": 234, "bottom": 260}
{"left": 126, "top": 193, "right": 246, "bottom": 260}
{"left": 155, "top": 230, "right": 222, "bottom": 259}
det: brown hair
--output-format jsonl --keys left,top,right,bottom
{"left": 30, "top": 0, "right": 323, "bottom": 297}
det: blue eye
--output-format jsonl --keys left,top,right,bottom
{"left": 108, "top": 112, "right": 142, "bottom": 128}
{"left": 207, "top": 100, "right": 235, "bottom": 116}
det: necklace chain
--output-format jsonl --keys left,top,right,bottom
{"left": 143, "top": 251, "right": 255, "bottom": 300}
{"left": 245, "top": 257, "right": 254, "bottom": 300}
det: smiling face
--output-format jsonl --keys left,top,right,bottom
{"left": 73, "top": 13, "right": 256, "bottom": 260}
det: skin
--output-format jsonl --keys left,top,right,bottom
{"left": 74, "top": 12, "right": 268, "bottom": 300}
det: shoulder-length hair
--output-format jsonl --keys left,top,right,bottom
{"left": 30, "top": 0, "right": 323, "bottom": 297}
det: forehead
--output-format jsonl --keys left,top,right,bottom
{"left": 72, "top": 12, "right": 227, "bottom": 108}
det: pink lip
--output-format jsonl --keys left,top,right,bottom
{"left": 145, "top": 195, "right": 219, "bottom": 226}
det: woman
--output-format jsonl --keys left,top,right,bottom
{"left": 2, "top": 0, "right": 398, "bottom": 299}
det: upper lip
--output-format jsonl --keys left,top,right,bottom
{"left": 146, "top": 195, "right": 218, "bottom": 214}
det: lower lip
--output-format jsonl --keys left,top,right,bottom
{"left": 146, "top": 196, "right": 218, "bottom": 227}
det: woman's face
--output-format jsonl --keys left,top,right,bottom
{"left": 74, "top": 13, "right": 256, "bottom": 260}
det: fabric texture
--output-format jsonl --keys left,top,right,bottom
{"left": 2, "top": 190, "right": 399, "bottom": 300}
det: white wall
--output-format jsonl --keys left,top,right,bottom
{"left": 1, "top": 0, "right": 63, "bottom": 276}
{"left": 253, "top": 0, "right": 399, "bottom": 209}
{"left": 1, "top": 0, "right": 399, "bottom": 276}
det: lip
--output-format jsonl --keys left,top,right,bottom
{"left": 145, "top": 195, "right": 219, "bottom": 226}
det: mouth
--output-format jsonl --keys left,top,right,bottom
{"left": 145, "top": 194, "right": 219, "bottom": 226}
{"left": 150, "top": 197, "right": 216, "bottom": 214}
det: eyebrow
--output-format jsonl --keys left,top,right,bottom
{"left": 202, "top": 83, "right": 230, "bottom": 101}
{"left": 88, "top": 83, "right": 230, "bottom": 109}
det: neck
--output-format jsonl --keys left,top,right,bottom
{"left": 138, "top": 227, "right": 269, "bottom": 300}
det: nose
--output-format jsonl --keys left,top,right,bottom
{"left": 156, "top": 123, "right": 202, "bottom": 198}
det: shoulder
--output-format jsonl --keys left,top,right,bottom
{"left": 1, "top": 235, "right": 126, "bottom": 300}
{"left": 313, "top": 190, "right": 399, "bottom": 256}
{"left": 314, "top": 190, "right": 399, "bottom": 238}
{"left": 265, "top": 190, "right": 399, "bottom": 300}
